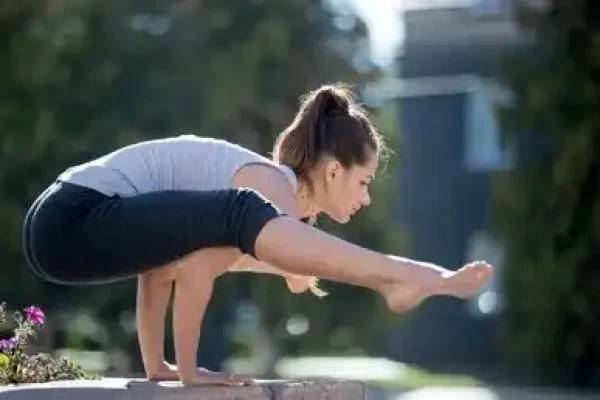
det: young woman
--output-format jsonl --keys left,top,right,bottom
{"left": 22, "top": 84, "right": 492, "bottom": 386}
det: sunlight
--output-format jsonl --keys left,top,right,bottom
{"left": 344, "top": 0, "right": 475, "bottom": 67}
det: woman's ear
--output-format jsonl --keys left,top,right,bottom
{"left": 324, "top": 160, "right": 341, "bottom": 183}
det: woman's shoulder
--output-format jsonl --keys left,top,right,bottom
{"left": 230, "top": 161, "right": 300, "bottom": 217}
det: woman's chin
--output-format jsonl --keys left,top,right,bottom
{"left": 334, "top": 214, "right": 351, "bottom": 224}
{"left": 323, "top": 210, "right": 352, "bottom": 224}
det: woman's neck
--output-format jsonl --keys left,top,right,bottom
{"left": 296, "top": 182, "right": 319, "bottom": 223}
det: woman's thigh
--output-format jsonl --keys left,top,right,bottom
{"left": 66, "top": 188, "right": 279, "bottom": 284}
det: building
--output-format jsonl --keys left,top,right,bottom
{"left": 382, "top": 0, "right": 530, "bottom": 378}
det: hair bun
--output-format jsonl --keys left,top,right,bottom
{"left": 316, "top": 85, "right": 350, "bottom": 116}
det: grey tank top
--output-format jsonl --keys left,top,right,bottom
{"left": 58, "top": 135, "right": 298, "bottom": 197}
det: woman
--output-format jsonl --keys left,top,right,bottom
{"left": 22, "top": 83, "right": 492, "bottom": 386}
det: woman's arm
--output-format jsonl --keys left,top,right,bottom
{"left": 136, "top": 265, "right": 177, "bottom": 379}
{"left": 227, "top": 254, "right": 286, "bottom": 274}
{"left": 228, "top": 255, "right": 323, "bottom": 295}
{"left": 172, "top": 248, "right": 252, "bottom": 386}
{"left": 231, "top": 163, "right": 302, "bottom": 218}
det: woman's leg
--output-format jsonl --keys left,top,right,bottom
{"left": 28, "top": 182, "right": 489, "bottom": 300}
{"left": 253, "top": 217, "right": 492, "bottom": 312}
{"left": 25, "top": 185, "right": 282, "bottom": 285}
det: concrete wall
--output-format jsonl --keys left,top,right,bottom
{"left": 0, "top": 378, "right": 365, "bottom": 400}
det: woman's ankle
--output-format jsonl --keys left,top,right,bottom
{"left": 379, "top": 281, "right": 428, "bottom": 313}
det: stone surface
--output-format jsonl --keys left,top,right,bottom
{"left": 373, "top": 387, "right": 600, "bottom": 400}
{"left": 0, "top": 378, "right": 366, "bottom": 400}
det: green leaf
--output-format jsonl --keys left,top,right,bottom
{"left": 492, "top": 0, "right": 600, "bottom": 387}
{"left": 0, "top": 354, "right": 10, "bottom": 370}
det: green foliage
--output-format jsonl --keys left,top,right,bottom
{"left": 0, "top": 0, "right": 397, "bottom": 372}
{"left": 0, "top": 302, "right": 98, "bottom": 385}
{"left": 492, "top": 0, "right": 600, "bottom": 387}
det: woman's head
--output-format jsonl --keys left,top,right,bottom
{"left": 273, "top": 83, "right": 387, "bottom": 224}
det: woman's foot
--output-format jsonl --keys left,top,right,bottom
{"left": 380, "top": 260, "right": 493, "bottom": 313}
{"left": 439, "top": 261, "right": 493, "bottom": 299}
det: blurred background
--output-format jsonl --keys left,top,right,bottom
{"left": 1, "top": 0, "right": 599, "bottom": 398}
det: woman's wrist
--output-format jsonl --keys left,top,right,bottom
{"left": 146, "top": 360, "right": 176, "bottom": 379}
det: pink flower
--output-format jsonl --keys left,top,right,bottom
{"left": 24, "top": 306, "right": 45, "bottom": 325}
{"left": 0, "top": 337, "right": 17, "bottom": 352}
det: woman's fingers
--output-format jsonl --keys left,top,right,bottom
{"left": 180, "top": 368, "right": 256, "bottom": 386}
{"left": 199, "top": 368, "right": 256, "bottom": 386}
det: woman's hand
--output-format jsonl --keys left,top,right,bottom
{"left": 147, "top": 361, "right": 178, "bottom": 381}
{"left": 285, "top": 274, "right": 328, "bottom": 297}
{"left": 179, "top": 367, "right": 255, "bottom": 387}
{"left": 226, "top": 255, "right": 328, "bottom": 297}
{"left": 148, "top": 361, "right": 255, "bottom": 386}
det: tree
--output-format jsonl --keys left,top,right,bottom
{"left": 0, "top": 0, "right": 397, "bottom": 374}
{"left": 492, "top": 0, "right": 600, "bottom": 387}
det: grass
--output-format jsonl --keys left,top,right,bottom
{"left": 370, "top": 365, "right": 482, "bottom": 391}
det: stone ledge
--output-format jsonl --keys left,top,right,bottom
{"left": 0, "top": 378, "right": 366, "bottom": 400}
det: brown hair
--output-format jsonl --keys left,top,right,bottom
{"left": 272, "top": 83, "right": 386, "bottom": 185}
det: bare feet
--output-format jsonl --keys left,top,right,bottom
{"left": 380, "top": 260, "right": 493, "bottom": 313}
{"left": 439, "top": 261, "right": 493, "bottom": 299}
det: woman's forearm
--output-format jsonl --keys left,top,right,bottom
{"left": 227, "top": 255, "right": 289, "bottom": 275}
{"left": 228, "top": 255, "right": 320, "bottom": 295}
{"left": 172, "top": 270, "right": 214, "bottom": 379}
{"left": 136, "top": 272, "right": 173, "bottom": 377}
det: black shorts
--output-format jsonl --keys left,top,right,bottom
{"left": 22, "top": 181, "right": 284, "bottom": 285}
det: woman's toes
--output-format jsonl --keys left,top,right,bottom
{"left": 472, "top": 262, "right": 493, "bottom": 281}
{"left": 462, "top": 261, "right": 492, "bottom": 280}
{"left": 444, "top": 262, "right": 493, "bottom": 299}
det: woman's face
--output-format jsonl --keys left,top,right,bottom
{"left": 313, "top": 154, "right": 379, "bottom": 224}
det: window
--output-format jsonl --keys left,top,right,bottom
{"left": 464, "top": 83, "right": 513, "bottom": 171}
